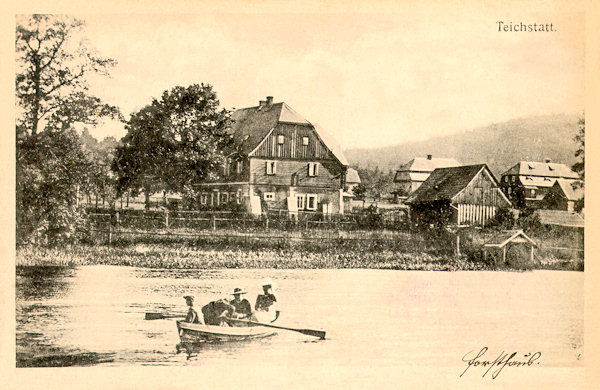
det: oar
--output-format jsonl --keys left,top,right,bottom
{"left": 227, "top": 318, "right": 326, "bottom": 339}
{"left": 145, "top": 312, "right": 187, "bottom": 320}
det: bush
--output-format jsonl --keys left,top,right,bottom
{"left": 488, "top": 207, "right": 515, "bottom": 229}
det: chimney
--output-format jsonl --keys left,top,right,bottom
{"left": 427, "top": 154, "right": 432, "bottom": 160}
{"left": 258, "top": 100, "right": 266, "bottom": 108}
{"left": 266, "top": 96, "right": 273, "bottom": 106}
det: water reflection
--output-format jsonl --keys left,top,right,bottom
{"left": 16, "top": 266, "right": 74, "bottom": 300}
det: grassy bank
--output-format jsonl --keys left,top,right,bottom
{"left": 16, "top": 230, "right": 584, "bottom": 271}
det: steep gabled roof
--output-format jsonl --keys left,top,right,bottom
{"left": 312, "top": 123, "right": 348, "bottom": 166}
{"left": 230, "top": 100, "right": 347, "bottom": 166}
{"left": 231, "top": 103, "right": 284, "bottom": 155}
{"left": 405, "top": 164, "right": 488, "bottom": 204}
{"left": 398, "top": 157, "right": 461, "bottom": 173}
{"left": 502, "top": 161, "right": 579, "bottom": 179}
{"left": 346, "top": 168, "right": 361, "bottom": 184}
{"left": 553, "top": 179, "right": 584, "bottom": 201}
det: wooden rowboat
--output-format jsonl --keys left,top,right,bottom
{"left": 176, "top": 320, "right": 277, "bottom": 343}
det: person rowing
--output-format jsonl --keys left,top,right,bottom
{"left": 229, "top": 287, "right": 252, "bottom": 320}
{"left": 254, "top": 278, "right": 280, "bottom": 323}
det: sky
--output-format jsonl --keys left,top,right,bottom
{"left": 74, "top": 4, "right": 584, "bottom": 149}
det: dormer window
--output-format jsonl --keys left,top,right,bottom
{"left": 266, "top": 161, "right": 276, "bottom": 175}
{"left": 308, "top": 162, "right": 319, "bottom": 177}
{"left": 277, "top": 135, "right": 285, "bottom": 144}
{"left": 302, "top": 136, "right": 309, "bottom": 146}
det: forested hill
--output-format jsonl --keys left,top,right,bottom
{"left": 344, "top": 114, "right": 582, "bottom": 177}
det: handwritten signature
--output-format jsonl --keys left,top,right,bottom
{"left": 460, "top": 347, "right": 541, "bottom": 379}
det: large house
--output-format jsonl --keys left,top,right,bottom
{"left": 393, "top": 155, "right": 460, "bottom": 199}
{"left": 500, "top": 160, "right": 580, "bottom": 208}
{"left": 197, "top": 96, "right": 349, "bottom": 216}
{"left": 405, "top": 164, "right": 512, "bottom": 226}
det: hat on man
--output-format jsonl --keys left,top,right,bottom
{"left": 233, "top": 287, "right": 247, "bottom": 295}
{"left": 184, "top": 295, "right": 194, "bottom": 303}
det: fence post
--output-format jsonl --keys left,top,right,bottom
{"left": 265, "top": 215, "right": 269, "bottom": 231}
{"left": 108, "top": 215, "right": 112, "bottom": 245}
{"left": 456, "top": 232, "right": 460, "bottom": 256}
{"left": 212, "top": 214, "right": 216, "bottom": 231}
{"left": 165, "top": 209, "right": 169, "bottom": 228}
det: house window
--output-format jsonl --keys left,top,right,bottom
{"left": 200, "top": 193, "right": 208, "bottom": 205}
{"left": 277, "top": 135, "right": 284, "bottom": 144}
{"left": 530, "top": 189, "right": 535, "bottom": 197}
{"left": 236, "top": 190, "right": 242, "bottom": 204}
{"left": 220, "top": 193, "right": 229, "bottom": 204}
{"left": 308, "top": 162, "right": 319, "bottom": 177}
{"left": 302, "top": 136, "right": 309, "bottom": 146}
{"left": 507, "top": 187, "right": 512, "bottom": 195}
{"left": 223, "top": 161, "right": 230, "bottom": 176}
{"left": 297, "top": 195, "right": 305, "bottom": 210}
{"left": 236, "top": 161, "right": 243, "bottom": 174}
{"left": 306, "top": 194, "right": 318, "bottom": 210}
{"left": 264, "top": 192, "right": 275, "bottom": 201}
{"left": 266, "top": 161, "right": 276, "bottom": 175}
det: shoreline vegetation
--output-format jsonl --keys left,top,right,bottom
{"left": 16, "top": 228, "right": 583, "bottom": 272}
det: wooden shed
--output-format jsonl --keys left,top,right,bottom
{"left": 405, "top": 164, "right": 512, "bottom": 226}
{"left": 484, "top": 230, "right": 537, "bottom": 266}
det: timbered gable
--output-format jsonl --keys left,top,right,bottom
{"left": 250, "top": 123, "right": 337, "bottom": 161}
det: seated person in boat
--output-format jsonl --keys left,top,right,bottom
{"left": 254, "top": 278, "right": 280, "bottom": 323}
{"left": 201, "top": 299, "right": 234, "bottom": 326}
{"left": 229, "top": 287, "right": 252, "bottom": 320}
{"left": 183, "top": 295, "right": 200, "bottom": 324}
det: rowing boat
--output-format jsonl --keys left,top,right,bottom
{"left": 176, "top": 320, "right": 277, "bottom": 343}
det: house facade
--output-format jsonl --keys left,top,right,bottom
{"left": 393, "top": 155, "right": 460, "bottom": 200}
{"left": 405, "top": 164, "right": 512, "bottom": 226}
{"left": 499, "top": 160, "right": 580, "bottom": 209}
{"left": 197, "top": 97, "right": 349, "bottom": 216}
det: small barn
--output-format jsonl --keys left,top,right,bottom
{"left": 539, "top": 179, "right": 583, "bottom": 212}
{"left": 484, "top": 230, "right": 537, "bottom": 266}
{"left": 405, "top": 164, "right": 512, "bottom": 227}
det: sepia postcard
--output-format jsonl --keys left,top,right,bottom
{"left": 2, "top": 0, "right": 599, "bottom": 389}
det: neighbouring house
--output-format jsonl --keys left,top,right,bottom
{"left": 499, "top": 160, "right": 580, "bottom": 209}
{"left": 405, "top": 164, "right": 512, "bottom": 227}
{"left": 345, "top": 168, "right": 361, "bottom": 194}
{"left": 538, "top": 179, "right": 583, "bottom": 212}
{"left": 393, "top": 155, "right": 460, "bottom": 201}
{"left": 197, "top": 96, "right": 349, "bottom": 216}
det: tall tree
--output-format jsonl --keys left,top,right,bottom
{"left": 16, "top": 15, "right": 120, "bottom": 137}
{"left": 571, "top": 115, "right": 584, "bottom": 211}
{"left": 16, "top": 15, "right": 120, "bottom": 245}
{"left": 112, "top": 84, "right": 236, "bottom": 208}
{"left": 572, "top": 115, "right": 584, "bottom": 183}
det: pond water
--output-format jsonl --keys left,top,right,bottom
{"left": 15, "top": 266, "right": 584, "bottom": 385}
